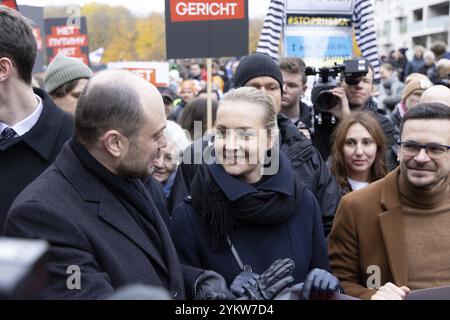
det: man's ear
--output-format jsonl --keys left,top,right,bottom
{"left": 102, "top": 130, "right": 126, "bottom": 158}
{"left": 0, "top": 57, "right": 14, "bottom": 82}
{"left": 302, "top": 84, "right": 308, "bottom": 94}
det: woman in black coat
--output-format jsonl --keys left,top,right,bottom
{"left": 171, "top": 87, "right": 340, "bottom": 299}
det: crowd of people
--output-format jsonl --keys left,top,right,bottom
{"left": 1, "top": 5, "right": 450, "bottom": 300}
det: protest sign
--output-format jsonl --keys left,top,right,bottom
{"left": 45, "top": 17, "right": 90, "bottom": 66}
{"left": 0, "top": 0, "right": 17, "bottom": 10}
{"left": 165, "top": 0, "right": 248, "bottom": 59}
{"left": 284, "top": 0, "right": 355, "bottom": 67}
{"left": 107, "top": 61, "right": 170, "bottom": 87}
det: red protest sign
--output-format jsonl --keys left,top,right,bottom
{"left": 45, "top": 17, "right": 90, "bottom": 66}
{"left": 0, "top": 0, "right": 18, "bottom": 10}
{"left": 170, "top": 0, "right": 245, "bottom": 22}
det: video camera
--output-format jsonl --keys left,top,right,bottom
{"left": 305, "top": 59, "right": 369, "bottom": 113}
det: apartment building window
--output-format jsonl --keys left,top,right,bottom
{"left": 383, "top": 21, "right": 391, "bottom": 38}
{"left": 413, "top": 8, "right": 423, "bottom": 21}
{"left": 398, "top": 17, "right": 407, "bottom": 34}
{"left": 428, "top": 2, "right": 450, "bottom": 18}
{"left": 413, "top": 36, "right": 427, "bottom": 47}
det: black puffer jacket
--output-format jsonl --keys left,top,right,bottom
{"left": 168, "top": 114, "right": 341, "bottom": 236}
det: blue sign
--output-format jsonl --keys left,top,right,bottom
{"left": 285, "top": 35, "right": 352, "bottom": 58}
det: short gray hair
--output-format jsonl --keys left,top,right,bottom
{"left": 74, "top": 79, "right": 143, "bottom": 145}
{"left": 164, "top": 120, "right": 191, "bottom": 163}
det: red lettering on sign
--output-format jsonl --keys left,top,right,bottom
{"left": 54, "top": 47, "right": 82, "bottom": 56}
{"left": 170, "top": 0, "right": 245, "bottom": 22}
{"left": 0, "top": 0, "right": 18, "bottom": 10}
{"left": 46, "top": 34, "right": 88, "bottom": 48}
{"left": 52, "top": 25, "right": 80, "bottom": 36}
{"left": 125, "top": 68, "right": 157, "bottom": 84}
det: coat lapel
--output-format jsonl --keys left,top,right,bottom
{"left": 97, "top": 189, "right": 169, "bottom": 276}
{"left": 57, "top": 141, "right": 169, "bottom": 276}
{"left": 378, "top": 168, "right": 408, "bottom": 286}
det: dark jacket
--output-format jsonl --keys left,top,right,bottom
{"left": 386, "top": 103, "right": 403, "bottom": 171}
{"left": 418, "top": 64, "right": 436, "bottom": 80}
{"left": 312, "top": 98, "right": 396, "bottom": 162}
{"left": 168, "top": 101, "right": 186, "bottom": 123}
{"left": 404, "top": 57, "right": 425, "bottom": 78}
{"left": 290, "top": 101, "right": 312, "bottom": 129}
{"left": 0, "top": 88, "right": 73, "bottom": 232}
{"left": 171, "top": 153, "right": 330, "bottom": 285}
{"left": 390, "top": 103, "right": 402, "bottom": 138}
{"left": 4, "top": 141, "right": 201, "bottom": 299}
{"left": 168, "top": 114, "right": 341, "bottom": 236}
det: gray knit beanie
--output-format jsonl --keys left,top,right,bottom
{"left": 44, "top": 54, "right": 93, "bottom": 93}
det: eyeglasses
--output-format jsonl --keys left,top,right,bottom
{"left": 398, "top": 140, "right": 450, "bottom": 158}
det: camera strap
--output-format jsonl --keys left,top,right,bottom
{"left": 227, "top": 236, "right": 253, "bottom": 273}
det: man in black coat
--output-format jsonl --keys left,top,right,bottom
{"left": 169, "top": 53, "right": 341, "bottom": 236}
{"left": 0, "top": 6, "right": 73, "bottom": 231}
{"left": 4, "top": 70, "right": 236, "bottom": 300}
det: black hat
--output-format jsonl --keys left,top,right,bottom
{"left": 233, "top": 53, "right": 283, "bottom": 91}
{"left": 158, "top": 86, "right": 176, "bottom": 103}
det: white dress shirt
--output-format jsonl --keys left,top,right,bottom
{"left": 0, "top": 94, "right": 43, "bottom": 138}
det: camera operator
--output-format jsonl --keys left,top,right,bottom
{"left": 311, "top": 63, "right": 396, "bottom": 163}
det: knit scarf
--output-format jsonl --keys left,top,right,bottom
{"left": 190, "top": 153, "right": 303, "bottom": 251}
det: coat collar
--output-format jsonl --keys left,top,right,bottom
{"left": 378, "top": 168, "right": 408, "bottom": 285}
{"left": 55, "top": 139, "right": 169, "bottom": 274}
{"left": 55, "top": 139, "right": 102, "bottom": 202}
{"left": 0, "top": 88, "right": 72, "bottom": 161}
{"left": 208, "top": 151, "right": 294, "bottom": 202}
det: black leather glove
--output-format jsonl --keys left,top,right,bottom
{"left": 301, "top": 268, "right": 341, "bottom": 300}
{"left": 230, "top": 271, "right": 259, "bottom": 297}
{"left": 193, "top": 270, "right": 236, "bottom": 300}
{"left": 241, "top": 258, "right": 295, "bottom": 300}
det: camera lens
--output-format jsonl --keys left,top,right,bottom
{"left": 316, "top": 91, "right": 339, "bottom": 111}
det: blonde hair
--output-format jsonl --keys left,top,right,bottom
{"left": 220, "top": 87, "right": 278, "bottom": 135}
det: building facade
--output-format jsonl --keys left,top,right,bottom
{"left": 375, "top": 0, "right": 450, "bottom": 56}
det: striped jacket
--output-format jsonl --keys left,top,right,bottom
{"left": 256, "top": 0, "right": 380, "bottom": 82}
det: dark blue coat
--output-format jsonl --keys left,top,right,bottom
{"left": 171, "top": 153, "right": 330, "bottom": 285}
{"left": 4, "top": 142, "right": 201, "bottom": 299}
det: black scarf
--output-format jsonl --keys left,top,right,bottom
{"left": 190, "top": 152, "right": 303, "bottom": 251}
{"left": 70, "top": 138, "right": 178, "bottom": 287}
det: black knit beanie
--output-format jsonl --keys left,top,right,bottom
{"left": 233, "top": 53, "right": 283, "bottom": 91}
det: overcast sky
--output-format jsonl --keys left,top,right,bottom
{"left": 17, "top": 0, "right": 271, "bottom": 18}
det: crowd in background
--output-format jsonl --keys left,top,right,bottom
{"left": 2, "top": 4, "right": 450, "bottom": 301}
